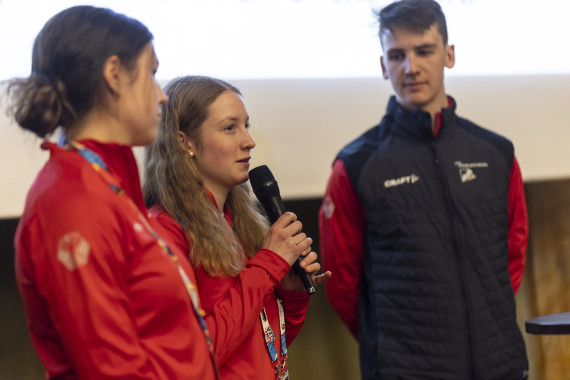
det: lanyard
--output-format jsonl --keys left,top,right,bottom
{"left": 70, "top": 141, "right": 220, "bottom": 380}
{"left": 260, "top": 296, "right": 288, "bottom": 379}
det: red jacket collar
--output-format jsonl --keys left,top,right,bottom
{"left": 42, "top": 139, "right": 147, "bottom": 213}
{"left": 204, "top": 187, "right": 232, "bottom": 227}
{"left": 433, "top": 96, "right": 454, "bottom": 138}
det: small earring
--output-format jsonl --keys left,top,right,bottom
{"left": 189, "top": 151, "right": 194, "bottom": 158}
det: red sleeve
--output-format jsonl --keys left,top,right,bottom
{"left": 203, "top": 250, "right": 290, "bottom": 365}
{"left": 508, "top": 156, "right": 528, "bottom": 294}
{"left": 16, "top": 197, "right": 167, "bottom": 379}
{"left": 276, "top": 287, "right": 310, "bottom": 346}
{"left": 150, "top": 208, "right": 291, "bottom": 364}
{"left": 192, "top": 266, "right": 255, "bottom": 366}
{"left": 319, "top": 159, "right": 365, "bottom": 339}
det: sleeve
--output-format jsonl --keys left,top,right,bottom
{"left": 16, "top": 196, "right": 167, "bottom": 380}
{"left": 152, "top": 208, "right": 292, "bottom": 365}
{"left": 204, "top": 250, "right": 291, "bottom": 365}
{"left": 319, "top": 159, "right": 365, "bottom": 339}
{"left": 276, "top": 287, "right": 310, "bottom": 346}
{"left": 507, "top": 156, "right": 528, "bottom": 294}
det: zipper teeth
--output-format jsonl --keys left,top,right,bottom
{"left": 431, "top": 141, "right": 474, "bottom": 380}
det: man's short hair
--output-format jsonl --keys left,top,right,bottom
{"left": 376, "top": 0, "right": 448, "bottom": 46}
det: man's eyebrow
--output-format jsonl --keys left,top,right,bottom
{"left": 386, "top": 47, "right": 405, "bottom": 54}
{"left": 415, "top": 43, "right": 438, "bottom": 49}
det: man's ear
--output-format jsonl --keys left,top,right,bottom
{"left": 102, "top": 55, "right": 122, "bottom": 95}
{"left": 380, "top": 56, "right": 389, "bottom": 80}
{"left": 445, "top": 44, "right": 455, "bottom": 69}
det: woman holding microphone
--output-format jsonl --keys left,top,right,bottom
{"left": 9, "top": 7, "right": 310, "bottom": 380}
{"left": 144, "top": 75, "right": 330, "bottom": 379}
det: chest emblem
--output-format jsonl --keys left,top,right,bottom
{"left": 454, "top": 161, "right": 489, "bottom": 183}
{"left": 384, "top": 174, "right": 420, "bottom": 188}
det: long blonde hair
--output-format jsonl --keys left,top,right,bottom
{"left": 143, "top": 76, "right": 269, "bottom": 277}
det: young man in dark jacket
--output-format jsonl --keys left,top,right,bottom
{"left": 319, "top": 0, "right": 529, "bottom": 378}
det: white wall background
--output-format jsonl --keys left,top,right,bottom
{"left": 1, "top": 0, "right": 570, "bottom": 218}
{"left": 3, "top": 74, "right": 570, "bottom": 218}
{"left": 2, "top": 0, "right": 570, "bottom": 79}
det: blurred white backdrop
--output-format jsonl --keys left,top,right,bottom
{"left": 1, "top": 0, "right": 570, "bottom": 218}
{"left": 1, "top": 0, "right": 569, "bottom": 81}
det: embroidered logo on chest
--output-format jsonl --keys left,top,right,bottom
{"left": 454, "top": 161, "right": 489, "bottom": 183}
{"left": 384, "top": 173, "right": 420, "bottom": 188}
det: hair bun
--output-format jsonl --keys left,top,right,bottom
{"left": 8, "top": 73, "right": 74, "bottom": 138}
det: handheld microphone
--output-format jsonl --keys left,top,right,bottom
{"left": 249, "top": 165, "right": 317, "bottom": 296}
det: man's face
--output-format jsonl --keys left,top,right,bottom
{"left": 380, "top": 24, "right": 455, "bottom": 116}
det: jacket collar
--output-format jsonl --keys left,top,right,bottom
{"left": 43, "top": 139, "right": 146, "bottom": 213}
{"left": 385, "top": 95, "right": 458, "bottom": 140}
{"left": 204, "top": 187, "right": 232, "bottom": 227}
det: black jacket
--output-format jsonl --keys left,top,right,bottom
{"left": 338, "top": 96, "right": 528, "bottom": 380}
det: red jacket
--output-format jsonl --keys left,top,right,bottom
{"left": 15, "top": 140, "right": 217, "bottom": 379}
{"left": 150, "top": 193, "right": 310, "bottom": 379}
{"left": 320, "top": 150, "right": 528, "bottom": 340}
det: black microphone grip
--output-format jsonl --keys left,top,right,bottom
{"left": 249, "top": 166, "right": 317, "bottom": 296}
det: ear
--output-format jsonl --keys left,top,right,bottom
{"left": 445, "top": 44, "right": 455, "bottom": 69}
{"left": 178, "top": 131, "right": 194, "bottom": 155}
{"left": 102, "top": 55, "right": 122, "bottom": 95}
{"left": 380, "top": 56, "right": 389, "bottom": 80}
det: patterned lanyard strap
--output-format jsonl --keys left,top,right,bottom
{"left": 260, "top": 296, "right": 288, "bottom": 379}
{"left": 71, "top": 141, "right": 220, "bottom": 380}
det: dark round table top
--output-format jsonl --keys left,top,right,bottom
{"left": 525, "top": 312, "right": 570, "bottom": 335}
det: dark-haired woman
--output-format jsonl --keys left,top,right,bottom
{"left": 8, "top": 7, "right": 310, "bottom": 380}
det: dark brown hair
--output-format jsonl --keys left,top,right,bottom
{"left": 376, "top": 0, "right": 449, "bottom": 46}
{"left": 7, "top": 5, "right": 153, "bottom": 137}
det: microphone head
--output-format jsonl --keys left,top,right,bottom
{"left": 249, "top": 165, "right": 280, "bottom": 198}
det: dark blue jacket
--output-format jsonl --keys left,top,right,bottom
{"left": 338, "top": 96, "right": 528, "bottom": 380}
